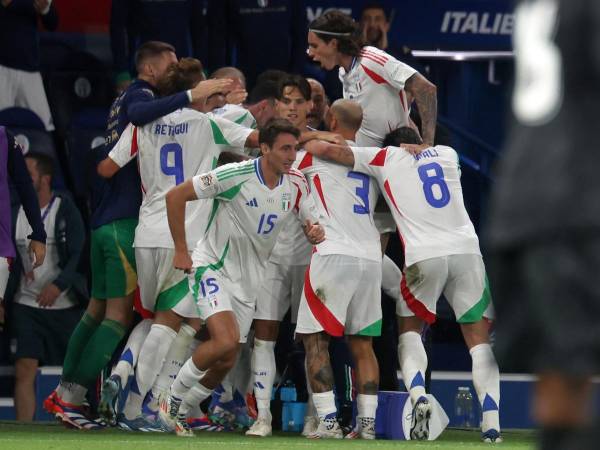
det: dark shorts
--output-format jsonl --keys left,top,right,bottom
{"left": 11, "top": 303, "right": 83, "bottom": 364}
{"left": 488, "top": 236, "right": 600, "bottom": 377}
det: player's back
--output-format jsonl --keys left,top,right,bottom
{"left": 298, "top": 152, "right": 381, "bottom": 261}
{"left": 385, "top": 145, "right": 480, "bottom": 265}
{"left": 136, "top": 108, "right": 216, "bottom": 247}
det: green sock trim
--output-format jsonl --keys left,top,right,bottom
{"left": 61, "top": 313, "right": 101, "bottom": 382}
{"left": 73, "top": 319, "right": 127, "bottom": 386}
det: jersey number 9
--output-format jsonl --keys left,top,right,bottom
{"left": 160, "top": 143, "right": 184, "bottom": 185}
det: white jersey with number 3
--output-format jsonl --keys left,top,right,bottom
{"left": 297, "top": 151, "right": 381, "bottom": 262}
{"left": 352, "top": 145, "right": 480, "bottom": 267}
{"left": 108, "top": 109, "right": 252, "bottom": 249}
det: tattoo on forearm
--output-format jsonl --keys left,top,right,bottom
{"left": 406, "top": 75, "right": 437, "bottom": 145}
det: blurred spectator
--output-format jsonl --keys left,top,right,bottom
{"left": 0, "top": 0, "right": 58, "bottom": 131}
{"left": 207, "top": 0, "right": 307, "bottom": 89}
{"left": 0, "top": 127, "right": 46, "bottom": 331}
{"left": 110, "top": 0, "right": 205, "bottom": 92}
{"left": 359, "top": 2, "right": 423, "bottom": 71}
{"left": 306, "top": 78, "right": 328, "bottom": 130}
{"left": 8, "top": 152, "right": 85, "bottom": 421}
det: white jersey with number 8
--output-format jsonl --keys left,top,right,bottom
{"left": 352, "top": 145, "right": 481, "bottom": 267}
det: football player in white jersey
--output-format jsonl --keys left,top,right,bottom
{"left": 292, "top": 98, "right": 382, "bottom": 440}
{"left": 306, "top": 10, "right": 437, "bottom": 153}
{"left": 96, "top": 58, "right": 259, "bottom": 429}
{"left": 247, "top": 75, "right": 335, "bottom": 436}
{"left": 304, "top": 127, "right": 501, "bottom": 443}
{"left": 158, "top": 119, "right": 325, "bottom": 436}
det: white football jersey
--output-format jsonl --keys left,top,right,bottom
{"left": 108, "top": 109, "right": 253, "bottom": 249}
{"left": 268, "top": 149, "right": 313, "bottom": 265}
{"left": 339, "top": 46, "right": 417, "bottom": 146}
{"left": 352, "top": 145, "right": 481, "bottom": 267}
{"left": 209, "top": 103, "right": 257, "bottom": 129}
{"left": 297, "top": 147, "right": 381, "bottom": 262}
{"left": 191, "top": 158, "right": 320, "bottom": 301}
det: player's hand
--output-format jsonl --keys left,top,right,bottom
{"left": 303, "top": 220, "right": 325, "bottom": 245}
{"left": 314, "top": 131, "right": 345, "bottom": 146}
{"left": 226, "top": 88, "right": 248, "bottom": 105}
{"left": 29, "top": 240, "right": 46, "bottom": 269}
{"left": 37, "top": 283, "right": 61, "bottom": 308}
{"left": 191, "top": 79, "right": 233, "bottom": 103}
{"left": 173, "top": 250, "right": 193, "bottom": 274}
{"left": 33, "top": 0, "right": 50, "bottom": 14}
{"left": 400, "top": 142, "right": 429, "bottom": 156}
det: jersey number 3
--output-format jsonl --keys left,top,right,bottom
{"left": 348, "top": 171, "right": 370, "bottom": 214}
{"left": 160, "top": 143, "right": 184, "bottom": 185}
{"left": 418, "top": 162, "right": 450, "bottom": 208}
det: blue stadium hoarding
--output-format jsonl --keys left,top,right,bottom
{"left": 305, "top": 0, "right": 514, "bottom": 51}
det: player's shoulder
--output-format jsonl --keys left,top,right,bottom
{"left": 359, "top": 46, "right": 393, "bottom": 66}
{"left": 431, "top": 145, "right": 458, "bottom": 160}
{"left": 286, "top": 167, "right": 306, "bottom": 180}
{"left": 213, "top": 158, "right": 256, "bottom": 181}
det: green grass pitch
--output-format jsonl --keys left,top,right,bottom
{"left": 0, "top": 422, "right": 536, "bottom": 450}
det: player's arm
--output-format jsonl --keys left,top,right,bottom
{"left": 210, "top": 115, "right": 258, "bottom": 152}
{"left": 304, "top": 140, "right": 355, "bottom": 167}
{"left": 292, "top": 172, "right": 325, "bottom": 245}
{"left": 166, "top": 180, "right": 197, "bottom": 273}
{"left": 98, "top": 124, "right": 137, "bottom": 178}
{"left": 298, "top": 130, "right": 345, "bottom": 146}
{"left": 404, "top": 72, "right": 437, "bottom": 148}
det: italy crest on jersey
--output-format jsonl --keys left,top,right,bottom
{"left": 281, "top": 192, "right": 291, "bottom": 212}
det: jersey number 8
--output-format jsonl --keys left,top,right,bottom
{"left": 418, "top": 162, "right": 450, "bottom": 208}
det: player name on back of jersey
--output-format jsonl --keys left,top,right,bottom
{"left": 413, "top": 147, "right": 440, "bottom": 162}
{"left": 153, "top": 122, "right": 189, "bottom": 136}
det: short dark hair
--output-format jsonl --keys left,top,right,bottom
{"left": 361, "top": 2, "right": 388, "bottom": 20}
{"left": 157, "top": 58, "right": 205, "bottom": 96}
{"left": 309, "top": 10, "right": 364, "bottom": 57}
{"left": 259, "top": 119, "right": 300, "bottom": 147}
{"left": 277, "top": 74, "right": 311, "bottom": 101}
{"left": 134, "top": 41, "right": 176, "bottom": 73}
{"left": 247, "top": 80, "right": 279, "bottom": 105}
{"left": 255, "top": 69, "right": 288, "bottom": 87}
{"left": 383, "top": 127, "right": 423, "bottom": 147}
{"left": 25, "top": 152, "right": 54, "bottom": 179}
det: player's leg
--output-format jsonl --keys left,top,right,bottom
{"left": 447, "top": 254, "right": 500, "bottom": 443}
{"left": 248, "top": 261, "right": 289, "bottom": 434}
{"left": 397, "top": 257, "right": 447, "bottom": 440}
{"left": 344, "top": 257, "right": 382, "bottom": 439}
{"left": 296, "top": 254, "right": 356, "bottom": 439}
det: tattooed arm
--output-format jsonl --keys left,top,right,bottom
{"left": 404, "top": 72, "right": 437, "bottom": 147}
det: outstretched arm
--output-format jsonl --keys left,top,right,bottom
{"left": 304, "top": 140, "right": 355, "bottom": 166}
{"left": 166, "top": 180, "right": 198, "bottom": 273}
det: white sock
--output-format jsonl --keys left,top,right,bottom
{"left": 232, "top": 340, "right": 252, "bottom": 398}
{"left": 398, "top": 331, "right": 428, "bottom": 405}
{"left": 112, "top": 319, "right": 152, "bottom": 386}
{"left": 252, "top": 339, "right": 276, "bottom": 420}
{"left": 170, "top": 358, "right": 206, "bottom": 399}
{"left": 181, "top": 382, "right": 213, "bottom": 417}
{"left": 357, "top": 393, "right": 378, "bottom": 420}
{"left": 381, "top": 254, "right": 401, "bottom": 301}
{"left": 61, "top": 382, "right": 87, "bottom": 405}
{"left": 312, "top": 391, "right": 337, "bottom": 419}
{"left": 123, "top": 323, "right": 177, "bottom": 419}
{"left": 151, "top": 323, "right": 196, "bottom": 405}
{"left": 470, "top": 343, "right": 500, "bottom": 432}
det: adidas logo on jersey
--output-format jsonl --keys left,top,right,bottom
{"left": 245, "top": 198, "right": 258, "bottom": 207}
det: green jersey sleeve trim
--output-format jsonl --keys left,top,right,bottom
{"left": 210, "top": 118, "right": 231, "bottom": 146}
